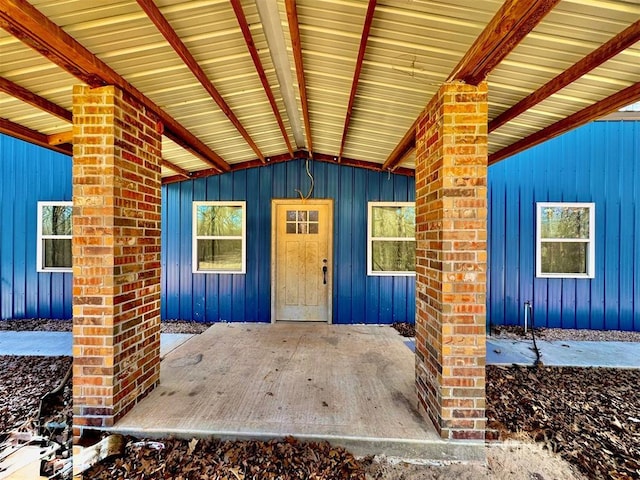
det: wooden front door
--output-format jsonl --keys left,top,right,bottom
{"left": 272, "top": 200, "right": 333, "bottom": 322}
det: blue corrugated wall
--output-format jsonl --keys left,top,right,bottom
{"left": 0, "top": 134, "right": 73, "bottom": 320}
{"left": 4, "top": 119, "right": 640, "bottom": 331}
{"left": 488, "top": 121, "right": 640, "bottom": 332}
{"left": 162, "top": 159, "right": 416, "bottom": 323}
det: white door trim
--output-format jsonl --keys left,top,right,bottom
{"left": 271, "top": 199, "right": 333, "bottom": 324}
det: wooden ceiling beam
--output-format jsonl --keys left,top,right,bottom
{"left": 161, "top": 158, "right": 190, "bottom": 178}
{"left": 490, "top": 19, "right": 640, "bottom": 132}
{"left": 285, "top": 0, "right": 313, "bottom": 156}
{"left": 0, "top": 77, "right": 72, "bottom": 122}
{"left": 382, "top": 117, "right": 418, "bottom": 171}
{"left": 337, "top": 0, "right": 376, "bottom": 163}
{"left": 230, "top": 0, "right": 294, "bottom": 159}
{"left": 489, "top": 81, "right": 640, "bottom": 165}
{"left": 0, "top": 0, "right": 230, "bottom": 173}
{"left": 448, "top": 0, "right": 560, "bottom": 85}
{"left": 0, "top": 118, "right": 72, "bottom": 156}
{"left": 137, "top": 0, "right": 265, "bottom": 164}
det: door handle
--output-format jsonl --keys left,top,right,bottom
{"left": 322, "top": 259, "right": 328, "bottom": 285}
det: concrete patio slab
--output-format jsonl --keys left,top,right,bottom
{"left": 111, "top": 324, "right": 485, "bottom": 461}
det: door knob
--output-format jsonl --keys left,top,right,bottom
{"left": 322, "top": 259, "right": 328, "bottom": 285}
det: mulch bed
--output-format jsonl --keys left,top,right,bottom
{"left": 487, "top": 365, "right": 640, "bottom": 480}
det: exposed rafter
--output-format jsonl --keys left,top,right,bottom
{"left": 0, "top": 0, "right": 230, "bottom": 173}
{"left": 448, "top": 0, "right": 561, "bottom": 85}
{"left": 231, "top": 0, "right": 294, "bottom": 159}
{"left": 0, "top": 118, "right": 72, "bottom": 155}
{"left": 490, "top": 19, "right": 640, "bottom": 132}
{"left": 337, "top": 0, "right": 376, "bottom": 163}
{"left": 161, "top": 158, "right": 190, "bottom": 178}
{"left": 0, "top": 77, "right": 72, "bottom": 122}
{"left": 490, "top": 82, "right": 640, "bottom": 165}
{"left": 137, "top": 0, "right": 265, "bottom": 163}
{"left": 285, "top": 0, "right": 313, "bottom": 156}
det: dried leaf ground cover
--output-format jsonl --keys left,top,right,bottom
{"left": 86, "top": 436, "right": 365, "bottom": 479}
{"left": 0, "top": 355, "right": 72, "bottom": 433}
{"left": 487, "top": 365, "right": 640, "bottom": 480}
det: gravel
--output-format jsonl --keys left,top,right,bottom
{"left": 490, "top": 325, "right": 640, "bottom": 342}
{"left": 0, "top": 319, "right": 212, "bottom": 334}
{"left": 3, "top": 319, "right": 639, "bottom": 343}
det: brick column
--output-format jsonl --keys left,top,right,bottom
{"left": 72, "top": 85, "right": 162, "bottom": 441}
{"left": 414, "top": 82, "right": 487, "bottom": 440}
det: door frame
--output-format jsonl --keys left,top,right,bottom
{"left": 270, "top": 199, "right": 333, "bottom": 324}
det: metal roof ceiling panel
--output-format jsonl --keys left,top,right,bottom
{"left": 2, "top": 0, "right": 638, "bottom": 176}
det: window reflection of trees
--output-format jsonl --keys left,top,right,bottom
{"left": 42, "top": 205, "right": 72, "bottom": 268}
{"left": 372, "top": 206, "right": 415, "bottom": 273}
{"left": 540, "top": 207, "right": 590, "bottom": 275}
{"left": 196, "top": 206, "right": 243, "bottom": 271}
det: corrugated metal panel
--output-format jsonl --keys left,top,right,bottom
{"left": 4, "top": 0, "right": 638, "bottom": 175}
{"left": 162, "top": 158, "right": 415, "bottom": 323}
{"left": 288, "top": 0, "right": 502, "bottom": 164}
{"left": 488, "top": 0, "right": 640, "bottom": 154}
{"left": 0, "top": 134, "right": 72, "bottom": 320}
{"left": 341, "top": 0, "right": 501, "bottom": 164}
{"left": 488, "top": 121, "right": 640, "bottom": 332}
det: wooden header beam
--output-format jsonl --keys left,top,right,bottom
{"left": 448, "top": 0, "right": 560, "bottom": 85}
{"left": 0, "top": 118, "right": 72, "bottom": 155}
{"left": 0, "top": 0, "right": 230, "bottom": 173}
{"left": 48, "top": 130, "right": 73, "bottom": 145}
{"left": 337, "top": 0, "right": 376, "bottom": 163}
{"left": 230, "top": 0, "right": 294, "bottom": 159}
{"left": 490, "top": 19, "right": 640, "bottom": 132}
{"left": 489, "top": 81, "right": 640, "bottom": 164}
{"left": 137, "top": 0, "right": 265, "bottom": 164}
{"left": 285, "top": 0, "right": 313, "bottom": 156}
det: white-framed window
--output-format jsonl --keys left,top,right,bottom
{"left": 536, "top": 202, "right": 595, "bottom": 278}
{"left": 37, "top": 201, "right": 73, "bottom": 272}
{"left": 193, "top": 201, "right": 246, "bottom": 274}
{"left": 367, "top": 202, "right": 416, "bottom": 276}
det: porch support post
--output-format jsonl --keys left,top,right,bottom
{"left": 71, "top": 85, "right": 162, "bottom": 442}
{"left": 414, "top": 81, "right": 488, "bottom": 440}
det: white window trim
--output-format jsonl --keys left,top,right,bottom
{"left": 192, "top": 201, "right": 246, "bottom": 274}
{"left": 37, "top": 201, "right": 73, "bottom": 273}
{"left": 367, "top": 201, "right": 416, "bottom": 276}
{"left": 536, "top": 202, "right": 595, "bottom": 279}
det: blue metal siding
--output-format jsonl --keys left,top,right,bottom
{"left": 0, "top": 134, "right": 72, "bottom": 320}
{"left": 162, "top": 159, "right": 416, "bottom": 324}
{"left": 488, "top": 121, "right": 640, "bottom": 332}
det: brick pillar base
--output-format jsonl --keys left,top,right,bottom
{"left": 72, "top": 85, "right": 162, "bottom": 441}
{"left": 414, "top": 82, "right": 488, "bottom": 440}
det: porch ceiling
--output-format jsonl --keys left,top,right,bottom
{"left": 1, "top": 0, "right": 639, "bottom": 182}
